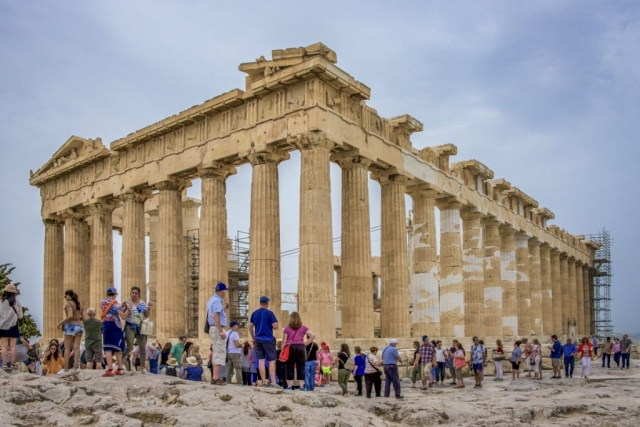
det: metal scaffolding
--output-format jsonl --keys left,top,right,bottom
{"left": 586, "top": 228, "right": 613, "bottom": 338}
{"left": 228, "top": 230, "right": 250, "bottom": 327}
{"left": 186, "top": 229, "right": 200, "bottom": 338}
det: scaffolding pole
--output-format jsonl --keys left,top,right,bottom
{"left": 586, "top": 228, "right": 613, "bottom": 338}
{"left": 186, "top": 229, "right": 200, "bottom": 338}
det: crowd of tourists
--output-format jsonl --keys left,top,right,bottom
{"left": 0, "top": 281, "right": 635, "bottom": 399}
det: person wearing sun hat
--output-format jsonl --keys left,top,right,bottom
{"left": 146, "top": 341, "right": 161, "bottom": 374}
{"left": 164, "top": 357, "right": 178, "bottom": 377}
{"left": 0, "top": 283, "right": 23, "bottom": 370}
{"left": 183, "top": 356, "right": 203, "bottom": 381}
{"left": 382, "top": 338, "right": 404, "bottom": 399}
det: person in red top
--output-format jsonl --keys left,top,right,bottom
{"left": 578, "top": 336, "right": 593, "bottom": 379}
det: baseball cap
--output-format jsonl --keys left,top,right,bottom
{"left": 230, "top": 320, "right": 239, "bottom": 327}
{"left": 259, "top": 295, "right": 270, "bottom": 304}
{"left": 215, "top": 282, "right": 229, "bottom": 291}
{"left": 106, "top": 287, "right": 118, "bottom": 295}
{"left": 422, "top": 335, "right": 429, "bottom": 341}
{"left": 389, "top": 338, "right": 398, "bottom": 345}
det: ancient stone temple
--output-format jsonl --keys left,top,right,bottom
{"left": 30, "top": 43, "right": 599, "bottom": 344}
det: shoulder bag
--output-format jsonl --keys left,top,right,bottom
{"left": 101, "top": 300, "right": 117, "bottom": 322}
{"left": 366, "top": 355, "right": 382, "bottom": 377}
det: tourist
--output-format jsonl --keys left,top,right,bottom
{"left": 282, "top": 311, "right": 315, "bottom": 390}
{"left": 414, "top": 335, "right": 435, "bottom": 390}
{"left": 430, "top": 340, "right": 438, "bottom": 385}
{"left": 447, "top": 340, "right": 459, "bottom": 385}
{"left": 382, "top": 339, "right": 403, "bottom": 399}
{"left": 226, "top": 320, "right": 243, "bottom": 384}
{"left": 318, "top": 342, "right": 333, "bottom": 387}
{"left": 435, "top": 341, "right": 447, "bottom": 386}
{"left": 207, "top": 282, "right": 229, "bottom": 385}
{"left": 146, "top": 341, "right": 160, "bottom": 374}
{"left": 20, "top": 335, "right": 39, "bottom": 373}
{"left": 180, "top": 341, "right": 194, "bottom": 370}
{"left": 0, "top": 283, "right": 23, "bottom": 371}
{"left": 191, "top": 344, "right": 202, "bottom": 366}
{"left": 248, "top": 295, "right": 279, "bottom": 387}
{"left": 183, "top": 356, "right": 203, "bottom": 382}
{"left": 620, "top": 334, "right": 632, "bottom": 369}
{"left": 242, "top": 341, "right": 252, "bottom": 386}
{"left": 453, "top": 342, "right": 466, "bottom": 388}
{"left": 249, "top": 345, "right": 262, "bottom": 385}
{"left": 164, "top": 357, "right": 178, "bottom": 377}
{"left": 364, "top": 346, "right": 382, "bottom": 398}
{"left": 550, "top": 335, "right": 563, "bottom": 379}
{"left": 123, "top": 286, "right": 151, "bottom": 374}
{"left": 159, "top": 342, "right": 172, "bottom": 371}
{"left": 83, "top": 308, "right": 103, "bottom": 370}
{"left": 592, "top": 335, "right": 599, "bottom": 357}
{"left": 170, "top": 336, "right": 187, "bottom": 370}
{"left": 56, "top": 289, "right": 84, "bottom": 374}
{"left": 410, "top": 341, "right": 421, "bottom": 388}
{"left": 352, "top": 346, "right": 365, "bottom": 396}
{"left": 578, "top": 337, "right": 593, "bottom": 379}
{"left": 337, "top": 343, "right": 352, "bottom": 396}
{"left": 531, "top": 338, "right": 542, "bottom": 380}
{"left": 522, "top": 338, "right": 532, "bottom": 378}
{"left": 470, "top": 336, "right": 486, "bottom": 387}
{"left": 511, "top": 341, "right": 522, "bottom": 381}
{"left": 613, "top": 337, "right": 622, "bottom": 367}
{"left": 41, "top": 341, "right": 64, "bottom": 375}
{"left": 275, "top": 341, "right": 287, "bottom": 388}
{"left": 493, "top": 339, "right": 505, "bottom": 381}
{"left": 100, "top": 287, "right": 128, "bottom": 376}
{"left": 562, "top": 338, "right": 577, "bottom": 378}
{"left": 304, "top": 338, "right": 319, "bottom": 391}
{"left": 601, "top": 337, "right": 613, "bottom": 368}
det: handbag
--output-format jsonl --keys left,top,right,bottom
{"left": 493, "top": 355, "right": 505, "bottom": 361}
{"left": 279, "top": 344, "right": 290, "bottom": 362}
{"left": 366, "top": 355, "right": 382, "bottom": 377}
{"left": 454, "top": 354, "right": 466, "bottom": 370}
{"left": 140, "top": 318, "right": 154, "bottom": 336}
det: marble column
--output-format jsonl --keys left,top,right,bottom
{"left": 63, "top": 213, "right": 90, "bottom": 309}
{"left": 550, "top": 249, "right": 563, "bottom": 332}
{"left": 515, "top": 233, "right": 531, "bottom": 336}
{"left": 559, "top": 254, "right": 569, "bottom": 330}
{"left": 461, "top": 208, "right": 484, "bottom": 337}
{"left": 408, "top": 187, "right": 440, "bottom": 336}
{"left": 156, "top": 178, "right": 189, "bottom": 338}
{"left": 377, "top": 173, "right": 410, "bottom": 338}
{"left": 567, "top": 257, "right": 577, "bottom": 328}
{"left": 540, "top": 244, "right": 553, "bottom": 335}
{"left": 335, "top": 154, "right": 374, "bottom": 338}
{"left": 43, "top": 219, "right": 64, "bottom": 340}
{"left": 199, "top": 163, "right": 236, "bottom": 338}
{"left": 120, "top": 192, "right": 148, "bottom": 299}
{"left": 436, "top": 199, "right": 464, "bottom": 337}
{"left": 499, "top": 226, "right": 518, "bottom": 337}
{"left": 88, "top": 202, "right": 117, "bottom": 310}
{"left": 248, "top": 149, "right": 289, "bottom": 323}
{"left": 582, "top": 266, "right": 591, "bottom": 336}
{"left": 482, "top": 218, "right": 502, "bottom": 337}
{"left": 575, "top": 261, "right": 584, "bottom": 335}
{"left": 297, "top": 137, "right": 336, "bottom": 340}
{"left": 147, "top": 209, "right": 159, "bottom": 330}
{"left": 528, "top": 239, "right": 543, "bottom": 336}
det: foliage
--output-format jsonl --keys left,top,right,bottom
{"left": 0, "top": 263, "right": 41, "bottom": 339}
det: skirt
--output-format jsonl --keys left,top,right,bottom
{"left": 103, "top": 321, "right": 125, "bottom": 353}
{"left": 0, "top": 324, "right": 19, "bottom": 338}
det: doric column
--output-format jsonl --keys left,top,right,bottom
{"left": 482, "top": 218, "right": 502, "bottom": 337}
{"left": 461, "top": 208, "right": 484, "bottom": 337}
{"left": 528, "top": 239, "right": 543, "bottom": 336}
{"left": 574, "top": 261, "right": 584, "bottom": 335}
{"left": 515, "top": 232, "right": 531, "bottom": 336}
{"left": 147, "top": 209, "right": 159, "bottom": 330}
{"left": 582, "top": 266, "right": 591, "bottom": 336}
{"left": 408, "top": 187, "right": 439, "bottom": 336}
{"left": 43, "top": 218, "right": 64, "bottom": 340}
{"left": 248, "top": 149, "right": 289, "bottom": 323}
{"left": 120, "top": 192, "right": 149, "bottom": 299}
{"left": 567, "top": 257, "right": 577, "bottom": 328}
{"left": 436, "top": 199, "right": 464, "bottom": 337}
{"left": 296, "top": 136, "right": 336, "bottom": 340}
{"left": 156, "top": 178, "right": 190, "bottom": 338}
{"left": 335, "top": 153, "right": 374, "bottom": 338}
{"left": 88, "top": 202, "right": 117, "bottom": 310}
{"left": 499, "top": 226, "right": 518, "bottom": 337}
{"left": 63, "top": 212, "right": 90, "bottom": 308}
{"left": 198, "top": 163, "right": 236, "bottom": 338}
{"left": 375, "top": 172, "right": 410, "bottom": 338}
{"left": 559, "top": 254, "right": 569, "bottom": 329}
{"left": 540, "top": 244, "right": 553, "bottom": 335}
{"left": 550, "top": 249, "right": 563, "bottom": 332}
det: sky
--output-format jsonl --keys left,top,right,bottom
{"left": 1, "top": 1, "right": 638, "bottom": 337}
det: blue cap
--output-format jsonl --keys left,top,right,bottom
{"left": 260, "top": 295, "right": 270, "bottom": 304}
{"left": 106, "top": 287, "right": 118, "bottom": 295}
{"left": 230, "top": 320, "right": 239, "bottom": 327}
{"left": 216, "top": 282, "right": 229, "bottom": 291}
{"left": 422, "top": 335, "right": 429, "bottom": 341}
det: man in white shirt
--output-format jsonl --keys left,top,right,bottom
{"left": 225, "top": 321, "right": 243, "bottom": 384}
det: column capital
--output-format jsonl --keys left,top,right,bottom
{"left": 119, "top": 189, "right": 153, "bottom": 204}
{"left": 292, "top": 132, "right": 335, "bottom": 151}
{"left": 481, "top": 216, "right": 501, "bottom": 228}
{"left": 499, "top": 224, "right": 517, "bottom": 236}
{"left": 528, "top": 237, "right": 542, "bottom": 247}
{"left": 87, "top": 200, "right": 120, "bottom": 214}
{"left": 154, "top": 177, "right": 191, "bottom": 192}
{"left": 460, "top": 207, "right": 483, "bottom": 221}
{"left": 435, "top": 196, "right": 464, "bottom": 211}
{"left": 247, "top": 148, "right": 289, "bottom": 166}
{"left": 60, "top": 208, "right": 88, "bottom": 221}
{"left": 559, "top": 252, "right": 569, "bottom": 260}
{"left": 331, "top": 149, "right": 372, "bottom": 169}
{"left": 371, "top": 168, "right": 409, "bottom": 186}
{"left": 197, "top": 162, "right": 237, "bottom": 180}
{"left": 43, "top": 216, "right": 64, "bottom": 226}
{"left": 406, "top": 183, "right": 439, "bottom": 198}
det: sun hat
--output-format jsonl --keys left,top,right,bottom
{"left": 186, "top": 356, "right": 198, "bottom": 366}
{"left": 150, "top": 342, "right": 160, "bottom": 350}
{"left": 166, "top": 357, "right": 178, "bottom": 366}
{"left": 389, "top": 339, "right": 398, "bottom": 345}
{"left": 2, "top": 284, "right": 18, "bottom": 294}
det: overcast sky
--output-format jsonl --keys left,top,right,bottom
{"left": 1, "top": 1, "right": 638, "bottom": 336}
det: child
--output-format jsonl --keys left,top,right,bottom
{"left": 318, "top": 342, "right": 333, "bottom": 387}
{"left": 146, "top": 342, "right": 160, "bottom": 374}
{"left": 241, "top": 342, "right": 252, "bottom": 385}
{"left": 275, "top": 341, "right": 286, "bottom": 388}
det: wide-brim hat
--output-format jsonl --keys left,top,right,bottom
{"left": 186, "top": 356, "right": 198, "bottom": 366}
{"left": 166, "top": 357, "right": 178, "bottom": 366}
{"left": 2, "top": 284, "right": 18, "bottom": 294}
{"left": 150, "top": 342, "right": 160, "bottom": 350}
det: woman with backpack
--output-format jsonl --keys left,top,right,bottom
{"left": 337, "top": 343, "right": 353, "bottom": 396}
{"left": 0, "top": 283, "right": 23, "bottom": 371}
{"left": 578, "top": 336, "right": 594, "bottom": 379}
{"left": 281, "top": 311, "right": 315, "bottom": 390}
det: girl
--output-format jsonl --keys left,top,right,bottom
{"left": 435, "top": 341, "right": 447, "bottom": 386}
{"left": 42, "top": 341, "right": 64, "bottom": 375}
{"left": 531, "top": 338, "right": 542, "bottom": 380}
{"left": 493, "top": 339, "right": 505, "bottom": 381}
{"left": 318, "top": 342, "right": 333, "bottom": 387}
{"left": 578, "top": 336, "right": 593, "bottom": 379}
{"left": 159, "top": 342, "right": 172, "bottom": 371}
{"left": 146, "top": 342, "right": 160, "bottom": 374}
{"left": 57, "top": 290, "right": 84, "bottom": 374}
{"left": 613, "top": 338, "right": 622, "bottom": 368}
{"left": 241, "top": 341, "right": 252, "bottom": 385}
{"left": 454, "top": 343, "right": 466, "bottom": 388}
{"left": 522, "top": 338, "right": 532, "bottom": 378}
{"left": 352, "top": 346, "right": 366, "bottom": 396}
{"left": 0, "top": 283, "right": 23, "bottom": 370}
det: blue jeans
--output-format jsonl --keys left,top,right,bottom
{"left": 621, "top": 353, "right": 630, "bottom": 368}
{"left": 149, "top": 359, "right": 158, "bottom": 374}
{"left": 564, "top": 357, "right": 575, "bottom": 377}
{"left": 601, "top": 353, "right": 610, "bottom": 367}
{"left": 304, "top": 360, "right": 317, "bottom": 391}
{"left": 436, "top": 362, "right": 445, "bottom": 382}
{"left": 384, "top": 364, "right": 401, "bottom": 398}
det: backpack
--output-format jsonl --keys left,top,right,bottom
{"left": 342, "top": 353, "right": 355, "bottom": 370}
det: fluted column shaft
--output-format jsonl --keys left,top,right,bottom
{"left": 567, "top": 257, "right": 577, "bottom": 327}
{"left": 378, "top": 174, "right": 410, "bottom": 338}
{"left": 89, "top": 203, "right": 116, "bottom": 310}
{"left": 249, "top": 150, "right": 288, "bottom": 323}
{"left": 575, "top": 261, "right": 584, "bottom": 335}
{"left": 528, "top": 240, "right": 543, "bottom": 336}
{"left": 437, "top": 200, "right": 464, "bottom": 337}
{"left": 515, "top": 233, "right": 531, "bottom": 336}
{"left": 461, "top": 209, "right": 484, "bottom": 337}
{"left": 121, "top": 193, "right": 147, "bottom": 299}
{"left": 199, "top": 164, "right": 236, "bottom": 338}
{"left": 500, "top": 226, "right": 517, "bottom": 336}
{"left": 559, "top": 255, "right": 569, "bottom": 330}
{"left": 63, "top": 215, "right": 90, "bottom": 308}
{"left": 157, "top": 179, "right": 188, "bottom": 338}
{"left": 540, "top": 245, "right": 553, "bottom": 335}
{"left": 409, "top": 188, "right": 439, "bottom": 336}
{"left": 550, "top": 250, "right": 563, "bottom": 332}
{"left": 482, "top": 218, "right": 502, "bottom": 336}
{"left": 336, "top": 155, "right": 373, "bottom": 338}
{"left": 147, "top": 209, "right": 159, "bottom": 329}
{"left": 583, "top": 267, "right": 591, "bottom": 335}
{"left": 43, "top": 219, "right": 64, "bottom": 340}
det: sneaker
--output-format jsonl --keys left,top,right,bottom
{"left": 115, "top": 369, "right": 125, "bottom": 376}
{"left": 142, "top": 368, "right": 148, "bottom": 374}
{"left": 102, "top": 370, "right": 114, "bottom": 377}
{"left": 395, "top": 396, "right": 404, "bottom": 399}
{"left": 57, "top": 369, "right": 67, "bottom": 375}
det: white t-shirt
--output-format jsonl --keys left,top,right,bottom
{"left": 435, "top": 348, "right": 446, "bottom": 363}
{"left": 225, "top": 329, "right": 242, "bottom": 354}
{"left": 364, "top": 353, "right": 379, "bottom": 374}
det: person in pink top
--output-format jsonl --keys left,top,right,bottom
{"left": 281, "top": 312, "right": 315, "bottom": 390}
{"left": 318, "top": 342, "right": 333, "bottom": 386}
{"left": 613, "top": 338, "right": 622, "bottom": 367}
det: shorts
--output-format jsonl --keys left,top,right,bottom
{"left": 472, "top": 363, "right": 483, "bottom": 372}
{"left": 64, "top": 323, "right": 84, "bottom": 336}
{"left": 422, "top": 364, "right": 432, "bottom": 378}
{"left": 551, "top": 358, "right": 560, "bottom": 368}
{"left": 209, "top": 328, "right": 227, "bottom": 366}
{"left": 254, "top": 340, "right": 277, "bottom": 362}
{"left": 511, "top": 361, "right": 520, "bottom": 370}
{"left": 0, "top": 324, "right": 20, "bottom": 338}
{"left": 321, "top": 366, "right": 332, "bottom": 374}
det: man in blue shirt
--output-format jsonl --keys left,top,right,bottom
{"left": 207, "top": 282, "right": 228, "bottom": 385}
{"left": 550, "top": 334, "right": 563, "bottom": 379}
{"left": 470, "top": 336, "right": 485, "bottom": 388}
{"left": 249, "top": 296, "right": 279, "bottom": 387}
{"left": 381, "top": 339, "right": 403, "bottom": 399}
{"left": 562, "top": 338, "right": 577, "bottom": 378}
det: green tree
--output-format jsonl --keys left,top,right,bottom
{"left": 0, "top": 263, "right": 41, "bottom": 339}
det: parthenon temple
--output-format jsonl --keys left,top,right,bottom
{"left": 30, "top": 43, "right": 599, "bottom": 345}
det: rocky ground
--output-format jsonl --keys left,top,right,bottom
{"left": 1, "top": 363, "right": 639, "bottom": 427}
